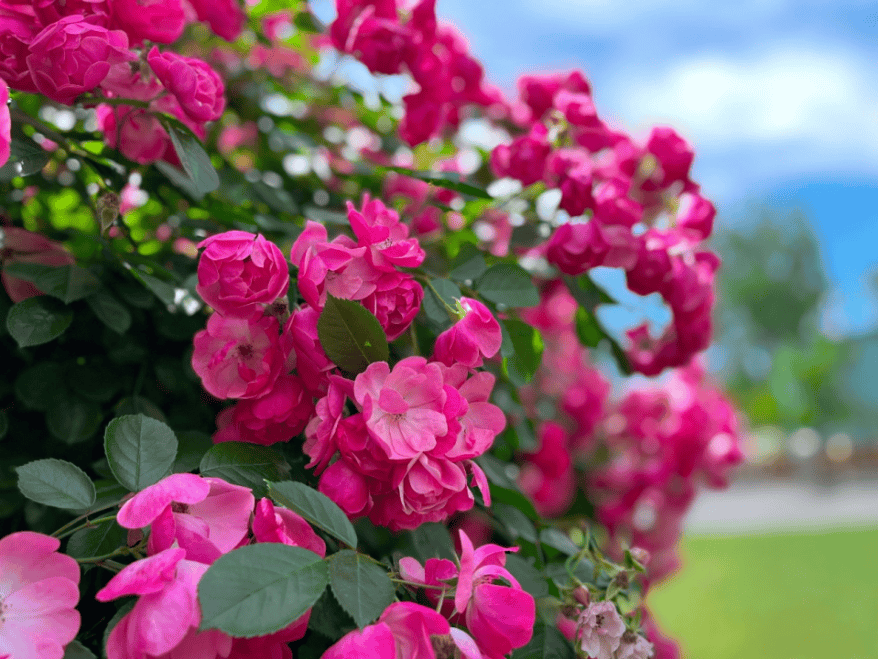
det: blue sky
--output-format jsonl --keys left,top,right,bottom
{"left": 310, "top": 0, "right": 878, "bottom": 336}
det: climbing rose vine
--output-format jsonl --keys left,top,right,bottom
{"left": 0, "top": 1, "right": 745, "bottom": 658}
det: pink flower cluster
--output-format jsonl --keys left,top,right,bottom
{"left": 395, "top": 530, "right": 536, "bottom": 658}
{"left": 492, "top": 70, "right": 720, "bottom": 375}
{"left": 557, "top": 599, "right": 654, "bottom": 659}
{"left": 329, "top": 0, "right": 504, "bottom": 145}
{"left": 588, "top": 361, "right": 745, "bottom": 583}
{"left": 96, "top": 473, "right": 326, "bottom": 659}
{"left": 305, "top": 357, "right": 504, "bottom": 531}
{"left": 291, "top": 195, "right": 425, "bottom": 341}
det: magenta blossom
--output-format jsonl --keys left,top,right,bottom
{"left": 433, "top": 297, "right": 502, "bottom": 368}
{"left": 34, "top": 0, "right": 110, "bottom": 26}
{"left": 97, "top": 105, "right": 171, "bottom": 164}
{"left": 196, "top": 230, "right": 289, "bottom": 317}
{"left": 188, "top": 0, "right": 246, "bottom": 41}
{"left": 26, "top": 15, "right": 136, "bottom": 105}
{"left": 361, "top": 271, "right": 424, "bottom": 340}
{"left": 0, "top": 532, "right": 80, "bottom": 659}
{"left": 0, "top": 78, "right": 9, "bottom": 168}
{"left": 0, "top": 6, "right": 40, "bottom": 93}
{"left": 347, "top": 195, "right": 425, "bottom": 270}
{"left": 148, "top": 48, "right": 226, "bottom": 122}
{"left": 116, "top": 473, "right": 254, "bottom": 564}
{"left": 110, "top": 0, "right": 186, "bottom": 44}
{"left": 191, "top": 313, "right": 284, "bottom": 400}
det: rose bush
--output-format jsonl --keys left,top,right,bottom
{"left": 0, "top": 1, "right": 746, "bottom": 658}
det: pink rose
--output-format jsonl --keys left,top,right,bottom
{"left": 1, "top": 78, "right": 11, "bottom": 168}
{"left": 347, "top": 195, "right": 425, "bottom": 270}
{"left": 191, "top": 313, "right": 284, "bottom": 400}
{"left": 0, "top": 532, "right": 81, "bottom": 659}
{"left": 110, "top": 0, "right": 186, "bottom": 45}
{"left": 0, "top": 227, "right": 76, "bottom": 302}
{"left": 188, "top": 0, "right": 246, "bottom": 41}
{"left": 148, "top": 47, "right": 226, "bottom": 122}
{"left": 545, "top": 221, "right": 609, "bottom": 276}
{"left": 196, "top": 230, "right": 289, "bottom": 317}
{"left": 433, "top": 297, "right": 502, "bottom": 368}
{"left": 361, "top": 271, "right": 423, "bottom": 341}
{"left": 34, "top": 0, "right": 110, "bottom": 26}
{"left": 97, "top": 105, "right": 171, "bottom": 164}
{"left": 0, "top": 6, "right": 40, "bottom": 93}
{"left": 26, "top": 16, "right": 136, "bottom": 105}
{"left": 283, "top": 305, "right": 335, "bottom": 397}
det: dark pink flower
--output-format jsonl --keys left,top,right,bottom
{"left": 490, "top": 125, "right": 551, "bottom": 186}
{"left": 0, "top": 532, "right": 81, "bottom": 659}
{"left": 0, "top": 6, "right": 40, "bottom": 93}
{"left": 433, "top": 297, "right": 502, "bottom": 368}
{"left": 26, "top": 15, "right": 136, "bottom": 105}
{"left": 322, "top": 622, "right": 397, "bottom": 659}
{"left": 0, "top": 78, "right": 8, "bottom": 168}
{"left": 34, "top": 0, "right": 110, "bottom": 26}
{"left": 188, "top": 0, "right": 246, "bottom": 41}
{"left": 361, "top": 271, "right": 424, "bottom": 341}
{"left": 283, "top": 305, "right": 335, "bottom": 396}
{"left": 96, "top": 105, "right": 171, "bottom": 164}
{"left": 545, "top": 221, "right": 609, "bottom": 275}
{"left": 191, "top": 313, "right": 284, "bottom": 400}
{"left": 347, "top": 195, "right": 425, "bottom": 270}
{"left": 519, "top": 421, "right": 575, "bottom": 517}
{"left": 148, "top": 48, "right": 225, "bottom": 122}
{"left": 196, "top": 230, "right": 289, "bottom": 317}
{"left": 645, "top": 126, "right": 694, "bottom": 189}
{"left": 303, "top": 375, "right": 354, "bottom": 475}
{"left": 110, "top": 0, "right": 186, "bottom": 45}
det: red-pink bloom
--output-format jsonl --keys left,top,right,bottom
{"left": 354, "top": 357, "right": 447, "bottom": 460}
{"left": 303, "top": 375, "right": 355, "bottom": 474}
{"left": 545, "top": 221, "right": 609, "bottom": 276}
{"left": 0, "top": 6, "right": 40, "bottom": 94}
{"left": 361, "top": 271, "right": 424, "bottom": 341}
{"left": 454, "top": 530, "right": 535, "bottom": 657}
{"left": 252, "top": 498, "right": 326, "bottom": 557}
{"left": 322, "top": 622, "right": 396, "bottom": 659}
{"left": 34, "top": 0, "right": 110, "bottom": 26}
{"left": 347, "top": 195, "right": 425, "bottom": 270}
{"left": 0, "top": 227, "right": 76, "bottom": 302}
{"left": 0, "top": 78, "right": 9, "bottom": 168}
{"left": 576, "top": 601, "right": 625, "bottom": 659}
{"left": 645, "top": 126, "right": 694, "bottom": 189}
{"left": 110, "top": 0, "right": 186, "bottom": 44}
{"left": 116, "top": 473, "right": 254, "bottom": 564}
{"left": 283, "top": 305, "right": 335, "bottom": 396}
{"left": 97, "top": 547, "right": 232, "bottom": 659}
{"left": 96, "top": 105, "right": 171, "bottom": 164}
{"left": 196, "top": 230, "right": 289, "bottom": 318}
{"left": 438, "top": 366, "right": 506, "bottom": 461}
{"left": 213, "top": 374, "right": 314, "bottom": 446}
{"left": 518, "top": 421, "right": 575, "bottom": 517}
{"left": 0, "top": 532, "right": 80, "bottom": 659}
{"left": 188, "top": 0, "right": 246, "bottom": 41}
{"left": 191, "top": 313, "right": 284, "bottom": 400}
{"left": 490, "top": 125, "right": 551, "bottom": 186}
{"left": 433, "top": 297, "right": 502, "bottom": 368}
{"left": 148, "top": 48, "right": 226, "bottom": 122}
{"left": 26, "top": 15, "right": 136, "bottom": 105}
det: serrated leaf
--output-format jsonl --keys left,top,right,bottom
{"left": 66, "top": 517, "right": 127, "bottom": 560}
{"left": 198, "top": 544, "right": 329, "bottom": 637}
{"left": 3, "top": 263, "right": 100, "bottom": 304}
{"left": 16, "top": 458, "right": 96, "bottom": 510}
{"left": 6, "top": 297, "right": 73, "bottom": 348}
{"left": 512, "top": 621, "right": 575, "bottom": 659}
{"left": 104, "top": 414, "right": 178, "bottom": 492}
{"left": 86, "top": 289, "right": 131, "bottom": 334}
{"left": 421, "top": 279, "right": 461, "bottom": 332}
{"left": 448, "top": 243, "right": 487, "bottom": 282}
{"left": 317, "top": 295, "right": 389, "bottom": 375}
{"left": 475, "top": 264, "right": 540, "bottom": 308}
{"left": 308, "top": 588, "right": 355, "bottom": 641}
{"left": 328, "top": 550, "right": 396, "bottom": 628}
{"left": 199, "top": 443, "right": 290, "bottom": 497}
{"left": 377, "top": 166, "right": 491, "bottom": 199}
{"left": 165, "top": 122, "right": 220, "bottom": 195}
{"left": 268, "top": 481, "right": 358, "bottom": 548}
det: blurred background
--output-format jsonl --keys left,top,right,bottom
{"left": 309, "top": 0, "right": 878, "bottom": 656}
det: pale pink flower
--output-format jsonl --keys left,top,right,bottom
{"left": 0, "top": 532, "right": 80, "bottom": 659}
{"left": 116, "top": 473, "right": 254, "bottom": 564}
{"left": 438, "top": 366, "right": 506, "bottom": 461}
{"left": 577, "top": 601, "right": 625, "bottom": 659}
{"left": 191, "top": 313, "right": 284, "bottom": 400}
{"left": 148, "top": 48, "right": 225, "bottom": 122}
{"left": 196, "top": 231, "right": 289, "bottom": 318}
{"left": 26, "top": 16, "right": 136, "bottom": 105}
{"left": 354, "top": 357, "right": 447, "bottom": 460}
{"left": 617, "top": 632, "right": 656, "bottom": 659}
{"left": 433, "top": 297, "right": 502, "bottom": 368}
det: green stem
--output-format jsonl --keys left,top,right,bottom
{"left": 51, "top": 506, "right": 121, "bottom": 539}
{"left": 390, "top": 577, "right": 450, "bottom": 591}
{"left": 75, "top": 548, "right": 128, "bottom": 564}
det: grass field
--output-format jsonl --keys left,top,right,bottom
{"left": 647, "top": 526, "right": 878, "bottom": 659}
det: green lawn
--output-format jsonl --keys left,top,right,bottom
{"left": 648, "top": 526, "right": 878, "bottom": 659}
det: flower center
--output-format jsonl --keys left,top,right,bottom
{"left": 237, "top": 343, "right": 254, "bottom": 359}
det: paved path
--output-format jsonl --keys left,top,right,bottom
{"left": 684, "top": 479, "right": 878, "bottom": 534}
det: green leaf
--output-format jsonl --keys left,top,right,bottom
{"left": 308, "top": 588, "right": 355, "bottom": 641}
{"left": 3, "top": 263, "right": 100, "bottom": 304}
{"left": 268, "top": 481, "right": 358, "bottom": 548}
{"left": 494, "top": 502, "right": 538, "bottom": 543}
{"left": 47, "top": 395, "right": 103, "bottom": 444}
{"left": 377, "top": 166, "right": 492, "bottom": 199}
{"left": 0, "top": 411, "right": 7, "bottom": 441}
{"left": 0, "top": 133, "right": 50, "bottom": 180}
{"left": 574, "top": 307, "right": 603, "bottom": 348}
{"left": 66, "top": 517, "right": 127, "bottom": 560}
{"left": 16, "top": 458, "right": 96, "bottom": 510}
{"left": 512, "top": 621, "right": 575, "bottom": 659}
{"left": 448, "top": 243, "right": 487, "bottom": 282}
{"left": 62, "top": 640, "right": 97, "bottom": 659}
{"left": 130, "top": 271, "right": 176, "bottom": 306}
{"left": 199, "top": 443, "right": 291, "bottom": 497}
{"left": 563, "top": 274, "right": 615, "bottom": 309}
{"left": 502, "top": 319, "right": 544, "bottom": 385}
{"left": 505, "top": 554, "right": 549, "bottom": 598}
{"left": 65, "top": 364, "right": 119, "bottom": 403}
{"left": 475, "top": 264, "right": 540, "bottom": 308}
{"left": 15, "top": 362, "right": 66, "bottom": 410}
{"left": 86, "top": 289, "right": 132, "bottom": 334}
{"left": 328, "top": 550, "right": 396, "bottom": 628}
{"left": 408, "top": 522, "right": 456, "bottom": 562}
{"left": 198, "top": 544, "right": 329, "bottom": 637}
{"left": 539, "top": 528, "right": 581, "bottom": 556}
{"left": 164, "top": 122, "right": 220, "bottom": 195}
{"left": 421, "top": 279, "right": 461, "bottom": 332}
{"left": 104, "top": 414, "right": 178, "bottom": 492}
{"left": 317, "top": 295, "right": 389, "bottom": 375}
{"left": 475, "top": 454, "right": 539, "bottom": 520}
{"left": 6, "top": 297, "right": 74, "bottom": 348}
